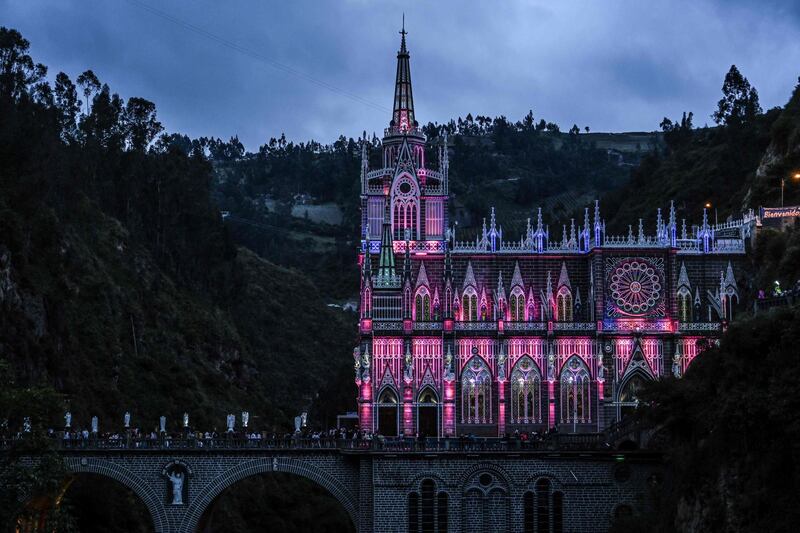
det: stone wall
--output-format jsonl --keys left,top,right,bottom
{"left": 15, "top": 449, "right": 661, "bottom": 533}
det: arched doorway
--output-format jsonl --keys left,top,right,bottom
{"left": 198, "top": 472, "right": 355, "bottom": 533}
{"left": 417, "top": 387, "right": 439, "bottom": 438}
{"left": 618, "top": 373, "right": 648, "bottom": 420}
{"left": 377, "top": 387, "right": 399, "bottom": 437}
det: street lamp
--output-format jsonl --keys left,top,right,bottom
{"left": 782, "top": 172, "right": 800, "bottom": 207}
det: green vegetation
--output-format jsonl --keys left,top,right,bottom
{"left": 611, "top": 309, "right": 800, "bottom": 533}
{"left": 0, "top": 27, "right": 356, "bottom": 530}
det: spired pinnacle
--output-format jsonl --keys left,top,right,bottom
{"left": 400, "top": 13, "right": 407, "bottom": 52}
{"left": 392, "top": 15, "right": 416, "bottom": 133}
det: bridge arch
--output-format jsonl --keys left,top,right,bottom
{"left": 179, "top": 457, "right": 357, "bottom": 533}
{"left": 63, "top": 456, "right": 169, "bottom": 532}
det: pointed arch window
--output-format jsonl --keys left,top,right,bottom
{"left": 527, "top": 296, "right": 536, "bottom": 322}
{"left": 556, "top": 287, "right": 573, "bottom": 322}
{"left": 677, "top": 288, "right": 691, "bottom": 322}
{"left": 559, "top": 357, "right": 591, "bottom": 425}
{"left": 461, "top": 357, "right": 492, "bottom": 424}
{"left": 392, "top": 176, "right": 419, "bottom": 241}
{"left": 510, "top": 356, "right": 542, "bottom": 424}
{"left": 462, "top": 288, "right": 478, "bottom": 321}
{"left": 415, "top": 288, "right": 431, "bottom": 321}
{"left": 510, "top": 287, "right": 526, "bottom": 321}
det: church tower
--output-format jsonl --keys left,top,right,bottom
{"left": 361, "top": 21, "right": 449, "bottom": 247}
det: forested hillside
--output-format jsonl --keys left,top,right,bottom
{"left": 0, "top": 27, "right": 353, "bottom": 434}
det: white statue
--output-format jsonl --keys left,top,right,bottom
{"left": 183, "top": 412, "right": 189, "bottom": 428}
{"left": 597, "top": 354, "right": 605, "bottom": 381}
{"left": 241, "top": 411, "right": 249, "bottom": 428}
{"left": 91, "top": 416, "right": 98, "bottom": 434}
{"left": 124, "top": 412, "right": 131, "bottom": 428}
{"left": 167, "top": 471, "right": 184, "bottom": 505}
{"left": 64, "top": 411, "right": 72, "bottom": 428}
{"left": 672, "top": 354, "right": 682, "bottom": 378}
{"left": 159, "top": 416, "right": 166, "bottom": 433}
{"left": 23, "top": 417, "right": 31, "bottom": 433}
{"left": 226, "top": 414, "right": 235, "bottom": 432}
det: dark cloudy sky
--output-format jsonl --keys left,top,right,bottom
{"left": 4, "top": 0, "right": 800, "bottom": 149}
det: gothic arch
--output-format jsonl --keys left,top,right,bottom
{"left": 510, "top": 355, "right": 542, "bottom": 424}
{"left": 179, "top": 457, "right": 357, "bottom": 533}
{"left": 377, "top": 385, "right": 400, "bottom": 404}
{"left": 62, "top": 457, "right": 168, "bottom": 533}
{"left": 418, "top": 385, "right": 439, "bottom": 404}
{"left": 559, "top": 355, "right": 592, "bottom": 425}
{"left": 616, "top": 367, "right": 653, "bottom": 404}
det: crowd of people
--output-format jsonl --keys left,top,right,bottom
{"left": 0, "top": 423, "right": 614, "bottom": 452}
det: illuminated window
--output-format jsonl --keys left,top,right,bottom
{"left": 462, "top": 288, "right": 478, "bottom": 321}
{"left": 415, "top": 289, "right": 431, "bottom": 321}
{"left": 556, "top": 288, "right": 573, "bottom": 322}
{"left": 510, "top": 287, "right": 525, "bottom": 321}
{"left": 425, "top": 200, "right": 443, "bottom": 238}
{"left": 510, "top": 356, "right": 541, "bottom": 424}
{"left": 678, "top": 289, "right": 691, "bottom": 322}
{"left": 461, "top": 356, "right": 492, "bottom": 424}
{"left": 559, "top": 357, "right": 591, "bottom": 425}
{"left": 367, "top": 198, "right": 384, "bottom": 239}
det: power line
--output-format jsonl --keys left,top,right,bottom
{"left": 124, "top": 0, "right": 389, "bottom": 113}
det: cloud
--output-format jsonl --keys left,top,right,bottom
{"left": 2, "top": 0, "right": 799, "bottom": 149}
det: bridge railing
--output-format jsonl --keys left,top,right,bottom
{"left": 0, "top": 433, "right": 618, "bottom": 453}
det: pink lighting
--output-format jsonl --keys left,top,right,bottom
{"left": 403, "top": 386, "right": 413, "bottom": 436}
{"left": 359, "top": 384, "right": 372, "bottom": 432}
{"left": 443, "top": 381, "right": 455, "bottom": 436}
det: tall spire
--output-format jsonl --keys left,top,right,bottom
{"left": 391, "top": 16, "right": 416, "bottom": 134}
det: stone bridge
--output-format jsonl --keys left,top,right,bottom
{"left": 13, "top": 438, "right": 661, "bottom": 533}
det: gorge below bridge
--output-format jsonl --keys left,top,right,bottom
{"left": 9, "top": 435, "right": 662, "bottom": 533}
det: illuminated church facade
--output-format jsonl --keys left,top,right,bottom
{"left": 354, "top": 30, "right": 748, "bottom": 438}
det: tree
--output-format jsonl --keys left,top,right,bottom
{"left": 123, "top": 96, "right": 162, "bottom": 151}
{"left": 53, "top": 72, "right": 80, "bottom": 142}
{"left": 712, "top": 65, "right": 762, "bottom": 127}
{"left": 75, "top": 69, "right": 100, "bottom": 115}
{"left": 569, "top": 124, "right": 581, "bottom": 136}
{"left": 0, "top": 27, "right": 46, "bottom": 101}
{"left": 79, "top": 84, "right": 124, "bottom": 150}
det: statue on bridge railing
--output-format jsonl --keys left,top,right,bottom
{"left": 167, "top": 471, "right": 184, "bottom": 505}
{"left": 64, "top": 411, "right": 71, "bottom": 429}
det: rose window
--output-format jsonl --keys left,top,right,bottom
{"left": 610, "top": 261, "right": 661, "bottom": 314}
